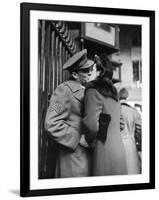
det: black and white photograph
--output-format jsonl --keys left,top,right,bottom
{"left": 38, "top": 21, "right": 142, "bottom": 179}
{"left": 20, "top": 2, "right": 155, "bottom": 197}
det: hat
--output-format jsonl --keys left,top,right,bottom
{"left": 96, "top": 54, "right": 114, "bottom": 71}
{"left": 63, "top": 49, "right": 94, "bottom": 71}
{"left": 95, "top": 54, "right": 114, "bottom": 80}
{"left": 119, "top": 88, "right": 129, "bottom": 100}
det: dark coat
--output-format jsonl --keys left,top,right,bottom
{"left": 83, "top": 79, "right": 127, "bottom": 176}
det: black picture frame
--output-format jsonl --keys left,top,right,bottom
{"left": 20, "top": 2, "right": 155, "bottom": 197}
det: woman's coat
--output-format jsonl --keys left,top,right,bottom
{"left": 83, "top": 80, "right": 127, "bottom": 176}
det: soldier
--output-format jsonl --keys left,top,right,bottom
{"left": 119, "top": 88, "right": 142, "bottom": 174}
{"left": 45, "top": 49, "right": 94, "bottom": 178}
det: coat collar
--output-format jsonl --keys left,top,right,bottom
{"left": 85, "top": 78, "right": 118, "bottom": 101}
{"left": 65, "top": 80, "right": 84, "bottom": 93}
{"left": 120, "top": 99, "right": 132, "bottom": 108}
{"left": 120, "top": 99, "right": 127, "bottom": 104}
{"left": 65, "top": 80, "right": 84, "bottom": 103}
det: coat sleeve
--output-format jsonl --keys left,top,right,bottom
{"left": 83, "top": 89, "right": 103, "bottom": 143}
{"left": 44, "top": 84, "right": 80, "bottom": 151}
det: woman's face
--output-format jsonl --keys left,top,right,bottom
{"left": 88, "top": 64, "right": 101, "bottom": 81}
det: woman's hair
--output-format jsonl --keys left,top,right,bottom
{"left": 94, "top": 54, "right": 113, "bottom": 80}
{"left": 89, "top": 54, "right": 118, "bottom": 101}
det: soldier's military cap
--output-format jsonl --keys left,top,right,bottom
{"left": 63, "top": 49, "right": 94, "bottom": 71}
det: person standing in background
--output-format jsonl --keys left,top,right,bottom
{"left": 45, "top": 49, "right": 94, "bottom": 178}
{"left": 119, "top": 88, "right": 142, "bottom": 174}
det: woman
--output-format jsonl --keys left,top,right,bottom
{"left": 82, "top": 54, "right": 127, "bottom": 176}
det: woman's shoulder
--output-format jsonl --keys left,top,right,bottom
{"left": 85, "top": 88, "right": 99, "bottom": 100}
{"left": 85, "top": 79, "right": 118, "bottom": 102}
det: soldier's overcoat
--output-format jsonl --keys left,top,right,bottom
{"left": 120, "top": 99, "right": 142, "bottom": 174}
{"left": 45, "top": 80, "right": 90, "bottom": 178}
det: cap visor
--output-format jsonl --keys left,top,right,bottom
{"left": 79, "top": 60, "right": 94, "bottom": 69}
